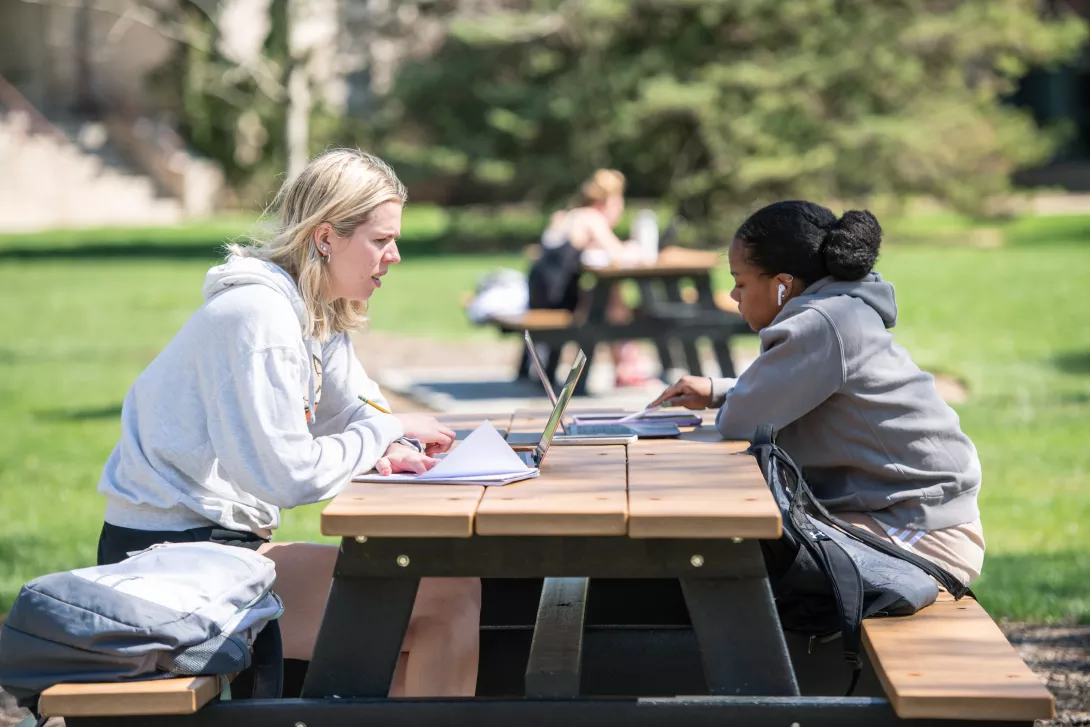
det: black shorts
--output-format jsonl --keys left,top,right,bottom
{"left": 97, "top": 522, "right": 268, "bottom": 566}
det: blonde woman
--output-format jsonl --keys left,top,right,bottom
{"left": 530, "top": 169, "right": 651, "bottom": 385}
{"left": 95, "top": 149, "right": 480, "bottom": 697}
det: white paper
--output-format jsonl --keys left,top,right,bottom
{"left": 352, "top": 470, "right": 539, "bottom": 486}
{"left": 417, "top": 419, "right": 532, "bottom": 479}
{"left": 352, "top": 420, "right": 537, "bottom": 485}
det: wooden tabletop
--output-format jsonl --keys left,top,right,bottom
{"left": 586, "top": 246, "right": 724, "bottom": 279}
{"left": 322, "top": 410, "right": 780, "bottom": 540}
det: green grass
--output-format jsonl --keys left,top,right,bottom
{"left": 0, "top": 213, "right": 1088, "bottom": 623}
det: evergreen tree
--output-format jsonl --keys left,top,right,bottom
{"left": 380, "top": 0, "right": 1086, "bottom": 234}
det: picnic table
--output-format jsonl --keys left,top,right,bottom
{"left": 499, "top": 246, "right": 752, "bottom": 394}
{"left": 45, "top": 410, "right": 1056, "bottom": 727}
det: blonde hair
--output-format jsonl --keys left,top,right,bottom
{"left": 229, "top": 148, "right": 407, "bottom": 341}
{"left": 578, "top": 169, "right": 625, "bottom": 207}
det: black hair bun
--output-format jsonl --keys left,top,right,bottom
{"left": 822, "top": 210, "right": 882, "bottom": 280}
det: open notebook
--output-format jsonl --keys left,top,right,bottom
{"left": 352, "top": 419, "right": 540, "bottom": 486}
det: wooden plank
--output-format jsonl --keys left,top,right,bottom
{"left": 627, "top": 431, "right": 780, "bottom": 539}
{"left": 39, "top": 676, "right": 221, "bottom": 717}
{"left": 862, "top": 592, "right": 1055, "bottom": 721}
{"left": 494, "top": 309, "right": 574, "bottom": 331}
{"left": 322, "top": 481, "right": 484, "bottom": 538}
{"left": 475, "top": 444, "right": 628, "bottom": 536}
{"left": 589, "top": 246, "right": 722, "bottom": 279}
{"left": 321, "top": 414, "right": 509, "bottom": 538}
{"left": 525, "top": 577, "right": 589, "bottom": 697}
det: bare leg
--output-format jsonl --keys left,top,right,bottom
{"left": 606, "top": 286, "right": 653, "bottom": 385}
{"left": 258, "top": 542, "right": 481, "bottom": 696}
{"left": 257, "top": 542, "right": 336, "bottom": 661}
{"left": 398, "top": 577, "right": 482, "bottom": 697}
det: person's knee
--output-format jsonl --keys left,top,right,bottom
{"left": 409, "top": 577, "right": 481, "bottom": 634}
{"left": 257, "top": 542, "right": 339, "bottom": 661}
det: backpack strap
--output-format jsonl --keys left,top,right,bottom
{"left": 787, "top": 485, "right": 865, "bottom": 694}
{"left": 752, "top": 424, "right": 776, "bottom": 447}
{"left": 811, "top": 537, "right": 864, "bottom": 694}
{"left": 801, "top": 488, "right": 972, "bottom": 600}
{"left": 248, "top": 619, "right": 284, "bottom": 699}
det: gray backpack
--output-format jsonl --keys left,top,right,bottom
{"left": 0, "top": 541, "right": 282, "bottom": 710}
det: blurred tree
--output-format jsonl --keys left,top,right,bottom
{"left": 377, "top": 0, "right": 1087, "bottom": 237}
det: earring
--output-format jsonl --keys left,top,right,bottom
{"left": 321, "top": 247, "right": 331, "bottom": 262}
{"left": 777, "top": 283, "right": 786, "bottom": 306}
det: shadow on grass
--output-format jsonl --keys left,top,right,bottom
{"left": 1054, "top": 350, "right": 1090, "bottom": 375}
{"left": 975, "top": 550, "right": 1090, "bottom": 624}
{"left": 0, "top": 243, "right": 225, "bottom": 261}
{"left": 36, "top": 405, "right": 122, "bottom": 421}
{"left": 0, "top": 232, "right": 538, "bottom": 261}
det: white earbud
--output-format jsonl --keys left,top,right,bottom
{"left": 777, "top": 283, "right": 786, "bottom": 306}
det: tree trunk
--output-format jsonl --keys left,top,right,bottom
{"left": 284, "top": 0, "right": 310, "bottom": 182}
{"left": 72, "top": 0, "right": 99, "bottom": 117}
{"left": 285, "top": 60, "right": 310, "bottom": 182}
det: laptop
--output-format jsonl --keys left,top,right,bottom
{"left": 512, "top": 347, "right": 591, "bottom": 462}
{"left": 521, "top": 331, "right": 680, "bottom": 440}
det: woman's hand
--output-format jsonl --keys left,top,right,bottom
{"left": 394, "top": 413, "right": 456, "bottom": 455}
{"left": 648, "top": 375, "right": 713, "bottom": 410}
{"left": 375, "top": 442, "right": 440, "bottom": 476}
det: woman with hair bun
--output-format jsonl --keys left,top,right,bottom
{"left": 649, "top": 200, "right": 984, "bottom": 587}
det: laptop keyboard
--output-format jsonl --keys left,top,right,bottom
{"left": 572, "top": 423, "right": 632, "bottom": 436}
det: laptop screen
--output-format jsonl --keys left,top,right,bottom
{"left": 524, "top": 331, "right": 568, "bottom": 434}
{"left": 533, "top": 349, "right": 588, "bottom": 464}
{"left": 524, "top": 331, "right": 559, "bottom": 405}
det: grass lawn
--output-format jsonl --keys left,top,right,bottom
{"left": 0, "top": 212, "right": 1087, "bottom": 623}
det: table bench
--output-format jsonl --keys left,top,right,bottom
{"left": 40, "top": 676, "right": 226, "bottom": 718}
{"left": 39, "top": 592, "right": 1054, "bottom": 722}
{"left": 43, "top": 411, "right": 1054, "bottom": 726}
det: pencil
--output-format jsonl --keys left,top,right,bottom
{"left": 357, "top": 394, "right": 392, "bottom": 415}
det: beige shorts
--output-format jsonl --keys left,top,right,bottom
{"left": 836, "top": 512, "right": 986, "bottom": 587}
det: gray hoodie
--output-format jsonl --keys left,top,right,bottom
{"left": 98, "top": 256, "right": 404, "bottom": 537}
{"left": 711, "top": 273, "right": 980, "bottom": 532}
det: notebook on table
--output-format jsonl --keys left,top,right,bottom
{"left": 352, "top": 355, "right": 585, "bottom": 485}
{"left": 569, "top": 411, "right": 703, "bottom": 428}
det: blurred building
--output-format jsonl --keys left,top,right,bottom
{"left": 0, "top": 0, "right": 223, "bottom": 232}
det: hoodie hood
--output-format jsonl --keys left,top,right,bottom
{"left": 203, "top": 255, "right": 323, "bottom": 423}
{"left": 203, "top": 256, "right": 308, "bottom": 331}
{"left": 800, "top": 272, "right": 898, "bottom": 328}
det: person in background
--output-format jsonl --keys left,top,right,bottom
{"left": 649, "top": 200, "right": 984, "bottom": 586}
{"left": 95, "top": 148, "right": 480, "bottom": 697}
{"left": 528, "top": 169, "right": 653, "bottom": 386}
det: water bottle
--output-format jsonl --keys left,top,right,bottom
{"left": 632, "top": 209, "right": 659, "bottom": 262}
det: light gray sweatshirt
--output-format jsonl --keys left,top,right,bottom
{"left": 712, "top": 273, "right": 980, "bottom": 532}
{"left": 99, "top": 256, "right": 405, "bottom": 537}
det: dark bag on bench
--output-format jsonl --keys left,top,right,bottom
{"left": 747, "top": 424, "right": 972, "bottom": 694}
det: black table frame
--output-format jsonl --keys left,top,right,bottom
{"left": 517, "top": 267, "right": 751, "bottom": 395}
{"left": 69, "top": 535, "right": 1035, "bottom": 727}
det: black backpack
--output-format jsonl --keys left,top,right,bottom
{"left": 748, "top": 424, "right": 973, "bottom": 694}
